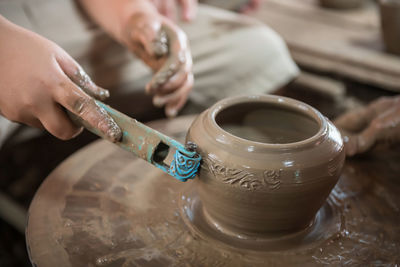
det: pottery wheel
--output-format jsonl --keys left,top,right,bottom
{"left": 26, "top": 115, "right": 400, "bottom": 266}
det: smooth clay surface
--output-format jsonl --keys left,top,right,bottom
{"left": 26, "top": 116, "right": 400, "bottom": 266}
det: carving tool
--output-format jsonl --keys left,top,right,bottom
{"left": 68, "top": 101, "right": 201, "bottom": 182}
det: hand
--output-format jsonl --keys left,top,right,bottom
{"left": 0, "top": 16, "right": 121, "bottom": 141}
{"left": 150, "top": 0, "right": 198, "bottom": 21}
{"left": 334, "top": 96, "right": 400, "bottom": 156}
{"left": 122, "top": 11, "right": 193, "bottom": 117}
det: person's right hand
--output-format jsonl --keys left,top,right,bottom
{"left": 0, "top": 16, "right": 121, "bottom": 141}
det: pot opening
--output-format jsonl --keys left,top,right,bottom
{"left": 215, "top": 102, "right": 320, "bottom": 144}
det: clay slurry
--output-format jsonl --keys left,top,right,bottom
{"left": 216, "top": 103, "right": 319, "bottom": 144}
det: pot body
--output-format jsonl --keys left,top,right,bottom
{"left": 187, "top": 95, "right": 345, "bottom": 236}
{"left": 319, "top": 0, "right": 365, "bottom": 9}
{"left": 380, "top": 0, "right": 400, "bottom": 55}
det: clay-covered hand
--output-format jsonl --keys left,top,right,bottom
{"left": 334, "top": 96, "right": 400, "bottom": 156}
{"left": 150, "top": 0, "right": 198, "bottom": 21}
{"left": 122, "top": 11, "right": 193, "bottom": 117}
{"left": 0, "top": 16, "right": 122, "bottom": 141}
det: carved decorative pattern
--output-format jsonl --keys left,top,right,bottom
{"left": 202, "top": 156, "right": 282, "bottom": 191}
{"left": 327, "top": 161, "right": 337, "bottom": 177}
{"left": 263, "top": 170, "right": 282, "bottom": 190}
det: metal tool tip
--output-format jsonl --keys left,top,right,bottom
{"left": 185, "top": 141, "right": 197, "bottom": 152}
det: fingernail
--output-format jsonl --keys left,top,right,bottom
{"left": 153, "top": 97, "right": 165, "bottom": 107}
{"left": 99, "top": 89, "right": 110, "bottom": 100}
{"left": 107, "top": 123, "right": 122, "bottom": 142}
{"left": 166, "top": 108, "right": 177, "bottom": 118}
{"left": 71, "top": 127, "right": 84, "bottom": 139}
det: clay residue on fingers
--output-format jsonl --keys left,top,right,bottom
{"left": 149, "top": 61, "right": 181, "bottom": 91}
{"left": 72, "top": 97, "right": 122, "bottom": 143}
{"left": 152, "top": 30, "right": 169, "bottom": 57}
{"left": 96, "top": 104, "right": 122, "bottom": 142}
{"left": 148, "top": 48, "right": 189, "bottom": 93}
{"left": 74, "top": 67, "right": 110, "bottom": 101}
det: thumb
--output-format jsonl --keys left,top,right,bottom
{"left": 56, "top": 52, "right": 110, "bottom": 101}
{"left": 128, "top": 14, "right": 166, "bottom": 57}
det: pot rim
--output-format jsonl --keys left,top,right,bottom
{"left": 207, "top": 95, "right": 328, "bottom": 150}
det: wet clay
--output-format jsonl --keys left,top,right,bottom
{"left": 216, "top": 103, "right": 319, "bottom": 144}
{"left": 26, "top": 115, "right": 400, "bottom": 266}
{"left": 152, "top": 30, "right": 169, "bottom": 57}
{"left": 187, "top": 95, "right": 345, "bottom": 235}
{"left": 123, "top": 13, "right": 190, "bottom": 95}
{"left": 379, "top": 0, "right": 400, "bottom": 55}
{"left": 73, "top": 67, "right": 110, "bottom": 101}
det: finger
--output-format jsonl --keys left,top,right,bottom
{"left": 146, "top": 57, "right": 182, "bottom": 94}
{"left": 156, "top": 69, "right": 188, "bottom": 95}
{"left": 346, "top": 103, "right": 400, "bottom": 156}
{"left": 26, "top": 118, "right": 45, "bottom": 130}
{"left": 179, "top": 0, "right": 197, "bottom": 21}
{"left": 150, "top": 55, "right": 191, "bottom": 96}
{"left": 17, "top": 113, "right": 44, "bottom": 130}
{"left": 345, "top": 123, "right": 380, "bottom": 157}
{"left": 146, "top": 26, "right": 191, "bottom": 93}
{"left": 56, "top": 54, "right": 110, "bottom": 101}
{"left": 158, "top": 49, "right": 192, "bottom": 94}
{"left": 53, "top": 76, "right": 122, "bottom": 142}
{"left": 153, "top": 73, "right": 193, "bottom": 116}
{"left": 37, "top": 102, "right": 83, "bottom": 140}
{"left": 334, "top": 107, "right": 370, "bottom": 133}
{"left": 128, "top": 14, "right": 164, "bottom": 57}
{"left": 334, "top": 96, "right": 398, "bottom": 133}
{"left": 160, "top": 0, "right": 175, "bottom": 19}
{"left": 128, "top": 40, "right": 160, "bottom": 71}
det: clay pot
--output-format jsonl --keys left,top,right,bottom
{"left": 379, "top": 0, "right": 400, "bottom": 55}
{"left": 187, "top": 95, "right": 345, "bottom": 236}
{"left": 319, "top": 0, "right": 366, "bottom": 9}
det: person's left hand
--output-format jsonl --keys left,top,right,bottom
{"left": 150, "top": 0, "right": 198, "bottom": 21}
{"left": 334, "top": 95, "right": 400, "bottom": 156}
{"left": 121, "top": 11, "right": 193, "bottom": 117}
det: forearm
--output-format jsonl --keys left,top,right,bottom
{"left": 78, "top": 0, "right": 157, "bottom": 42}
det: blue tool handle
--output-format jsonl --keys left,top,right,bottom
{"left": 68, "top": 101, "right": 201, "bottom": 181}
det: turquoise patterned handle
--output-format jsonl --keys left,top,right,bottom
{"left": 68, "top": 101, "right": 201, "bottom": 182}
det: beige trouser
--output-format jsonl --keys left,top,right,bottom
{"left": 0, "top": 0, "right": 299, "bottom": 146}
